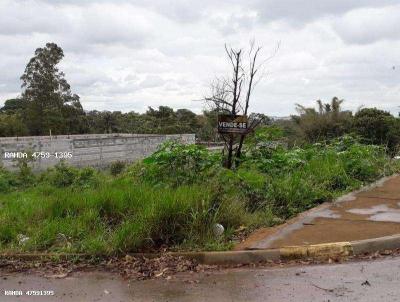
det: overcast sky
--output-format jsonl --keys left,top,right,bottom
{"left": 1, "top": 0, "right": 399, "bottom": 116}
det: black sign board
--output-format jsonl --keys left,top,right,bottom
{"left": 218, "top": 115, "right": 248, "bottom": 134}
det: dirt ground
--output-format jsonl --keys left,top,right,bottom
{"left": 1, "top": 251, "right": 400, "bottom": 302}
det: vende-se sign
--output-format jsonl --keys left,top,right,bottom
{"left": 218, "top": 115, "right": 248, "bottom": 134}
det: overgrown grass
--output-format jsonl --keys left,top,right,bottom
{"left": 0, "top": 177, "right": 258, "bottom": 254}
{"left": 0, "top": 135, "right": 398, "bottom": 254}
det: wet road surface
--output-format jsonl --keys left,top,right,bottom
{"left": 238, "top": 175, "right": 400, "bottom": 249}
{"left": 2, "top": 255, "right": 400, "bottom": 301}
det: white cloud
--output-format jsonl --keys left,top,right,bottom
{"left": 0, "top": 0, "right": 400, "bottom": 116}
{"left": 333, "top": 5, "right": 400, "bottom": 44}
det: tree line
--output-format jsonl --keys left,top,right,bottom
{"left": 277, "top": 97, "right": 400, "bottom": 154}
{"left": 0, "top": 97, "right": 220, "bottom": 141}
{"left": 1, "top": 42, "right": 399, "bottom": 155}
{"left": 0, "top": 43, "right": 220, "bottom": 140}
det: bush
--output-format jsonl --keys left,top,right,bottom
{"left": 42, "top": 162, "right": 98, "bottom": 188}
{"left": 14, "top": 152, "right": 36, "bottom": 187}
{"left": 266, "top": 173, "right": 329, "bottom": 218}
{"left": 239, "top": 135, "right": 397, "bottom": 218}
{"left": 292, "top": 98, "right": 353, "bottom": 143}
{"left": 75, "top": 167, "right": 98, "bottom": 188}
{"left": 110, "top": 160, "right": 126, "bottom": 176}
{"left": 141, "top": 141, "right": 219, "bottom": 186}
{"left": 0, "top": 135, "right": 398, "bottom": 254}
{"left": 0, "top": 166, "right": 16, "bottom": 193}
{"left": 353, "top": 108, "right": 400, "bottom": 154}
{"left": 47, "top": 162, "right": 77, "bottom": 187}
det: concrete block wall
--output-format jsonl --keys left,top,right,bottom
{"left": 0, "top": 133, "right": 195, "bottom": 171}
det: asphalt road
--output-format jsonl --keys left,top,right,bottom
{"left": 2, "top": 256, "right": 400, "bottom": 302}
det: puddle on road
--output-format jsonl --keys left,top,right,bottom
{"left": 347, "top": 205, "right": 391, "bottom": 215}
{"left": 314, "top": 209, "right": 341, "bottom": 219}
{"left": 369, "top": 212, "right": 400, "bottom": 223}
{"left": 347, "top": 204, "right": 400, "bottom": 223}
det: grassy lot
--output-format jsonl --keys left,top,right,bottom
{"left": 0, "top": 135, "right": 398, "bottom": 255}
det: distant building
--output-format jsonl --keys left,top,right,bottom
{"left": 269, "top": 116, "right": 292, "bottom": 121}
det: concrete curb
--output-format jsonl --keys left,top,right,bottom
{"left": 175, "top": 249, "right": 281, "bottom": 265}
{"left": 2, "top": 175, "right": 399, "bottom": 266}
{"left": 351, "top": 234, "right": 400, "bottom": 255}
{"left": 174, "top": 234, "right": 400, "bottom": 265}
{"left": 236, "top": 173, "right": 400, "bottom": 251}
{"left": 1, "top": 234, "right": 400, "bottom": 265}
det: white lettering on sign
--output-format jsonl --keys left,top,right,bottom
{"left": 218, "top": 122, "right": 247, "bottom": 129}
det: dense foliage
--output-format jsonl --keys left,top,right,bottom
{"left": 292, "top": 97, "right": 352, "bottom": 142}
{"left": 353, "top": 108, "right": 400, "bottom": 154}
{"left": 0, "top": 43, "right": 400, "bottom": 255}
{"left": 20, "top": 43, "right": 86, "bottom": 135}
{"left": 0, "top": 134, "right": 398, "bottom": 254}
{"left": 4, "top": 43, "right": 400, "bottom": 154}
{"left": 139, "top": 141, "right": 219, "bottom": 186}
{"left": 280, "top": 98, "right": 400, "bottom": 154}
{"left": 0, "top": 101, "right": 218, "bottom": 141}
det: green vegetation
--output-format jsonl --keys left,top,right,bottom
{"left": 353, "top": 108, "right": 400, "bottom": 154}
{"left": 285, "top": 99, "right": 400, "bottom": 154}
{"left": 1, "top": 42, "right": 400, "bottom": 255}
{"left": 20, "top": 43, "right": 86, "bottom": 136}
{"left": 1, "top": 42, "right": 399, "bottom": 150}
{"left": 0, "top": 135, "right": 398, "bottom": 255}
{"left": 0, "top": 42, "right": 216, "bottom": 140}
{"left": 109, "top": 161, "right": 127, "bottom": 176}
{"left": 292, "top": 97, "right": 352, "bottom": 142}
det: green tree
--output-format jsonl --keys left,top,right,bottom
{"left": 0, "top": 98, "right": 27, "bottom": 114}
{"left": 196, "top": 109, "right": 218, "bottom": 141}
{"left": 21, "top": 42, "right": 85, "bottom": 135}
{"left": 0, "top": 114, "right": 29, "bottom": 137}
{"left": 118, "top": 111, "right": 143, "bottom": 133}
{"left": 146, "top": 106, "right": 178, "bottom": 133}
{"left": 294, "top": 97, "right": 352, "bottom": 142}
{"left": 176, "top": 109, "right": 200, "bottom": 133}
{"left": 85, "top": 110, "right": 122, "bottom": 134}
{"left": 353, "top": 108, "right": 400, "bottom": 153}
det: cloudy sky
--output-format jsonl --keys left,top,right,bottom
{"left": 1, "top": 0, "right": 399, "bottom": 116}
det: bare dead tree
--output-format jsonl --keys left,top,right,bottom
{"left": 204, "top": 41, "right": 277, "bottom": 169}
{"left": 235, "top": 42, "right": 262, "bottom": 165}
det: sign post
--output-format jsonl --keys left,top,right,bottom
{"left": 217, "top": 115, "right": 248, "bottom": 134}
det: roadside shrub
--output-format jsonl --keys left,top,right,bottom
{"left": 42, "top": 162, "right": 98, "bottom": 188}
{"left": 110, "top": 160, "right": 126, "bottom": 176}
{"left": 266, "top": 173, "right": 329, "bottom": 218}
{"left": 48, "top": 162, "right": 77, "bottom": 187}
{"left": 0, "top": 175, "right": 10, "bottom": 193}
{"left": 0, "top": 134, "right": 398, "bottom": 255}
{"left": 74, "top": 167, "right": 98, "bottom": 188}
{"left": 235, "top": 168, "right": 267, "bottom": 212}
{"left": 239, "top": 135, "right": 397, "bottom": 218}
{"left": 0, "top": 166, "right": 16, "bottom": 192}
{"left": 292, "top": 98, "right": 353, "bottom": 143}
{"left": 353, "top": 108, "right": 400, "bottom": 154}
{"left": 14, "top": 152, "right": 36, "bottom": 187}
{"left": 140, "top": 141, "right": 219, "bottom": 186}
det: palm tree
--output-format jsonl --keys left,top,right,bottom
{"left": 293, "top": 97, "right": 350, "bottom": 142}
